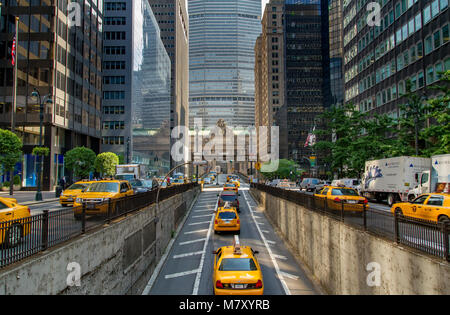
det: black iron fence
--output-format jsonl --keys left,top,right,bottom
{"left": 251, "top": 183, "right": 449, "bottom": 262}
{"left": 0, "top": 183, "right": 198, "bottom": 268}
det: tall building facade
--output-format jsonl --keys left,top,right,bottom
{"left": 255, "top": 0, "right": 331, "bottom": 174}
{"left": 148, "top": 0, "right": 189, "bottom": 171}
{"left": 188, "top": 0, "right": 261, "bottom": 127}
{"left": 329, "top": 0, "right": 345, "bottom": 107}
{"left": 0, "top": 0, "right": 103, "bottom": 190}
{"left": 102, "top": 0, "right": 172, "bottom": 175}
{"left": 343, "top": 0, "right": 450, "bottom": 116}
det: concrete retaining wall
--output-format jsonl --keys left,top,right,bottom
{"left": 250, "top": 188, "right": 450, "bottom": 294}
{"left": 0, "top": 187, "right": 200, "bottom": 295}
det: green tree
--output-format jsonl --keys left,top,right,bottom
{"left": 95, "top": 152, "right": 119, "bottom": 177}
{"left": 390, "top": 80, "right": 427, "bottom": 157}
{"left": 421, "top": 70, "right": 450, "bottom": 156}
{"left": 32, "top": 146, "right": 50, "bottom": 157}
{"left": 65, "top": 147, "right": 96, "bottom": 180}
{"left": 117, "top": 153, "right": 125, "bottom": 165}
{"left": 0, "top": 129, "right": 23, "bottom": 175}
{"left": 260, "top": 159, "right": 302, "bottom": 181}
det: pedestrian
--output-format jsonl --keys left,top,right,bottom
{"left": 59, "top": 176, "right": 66, "bottom": 189}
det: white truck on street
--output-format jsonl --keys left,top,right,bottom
{"left": 115, "top": 164, "right": 146, "bottom": 181}
{"left": 361, "top": 155, "right": 450, "bottom": 206}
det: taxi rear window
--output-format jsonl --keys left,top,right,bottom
{"left": 218, "top": 212, "right": 236, "bottom": 220}
{"left": 219, "top": 258, "right": 257, "bottom": 271}
{"left": 331, "top": 188, "right": 359, "bottom": 196}
{"left": 220, "top": 195, "right": 237, "bottom": 201}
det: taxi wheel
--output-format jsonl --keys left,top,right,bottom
{"left": 6, "top": 223, "right": 23, "bottom": 248}
{"left": 438, "top": 216, "right": 450, "bottom": 224}
{"left": 394, "top": 208, "right": 403, "bottom": 217}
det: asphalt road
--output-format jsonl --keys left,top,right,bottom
{"left": 146, "top": 184, "right": 321, "bottom": 295}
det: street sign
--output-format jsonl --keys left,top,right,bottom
{"left": 255, "top": 162, "right": 261, "bottom": 170}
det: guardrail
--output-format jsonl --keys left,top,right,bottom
{"left": 0, "top": 183, "right": 198, "bottom": 268}
{"left": 251, "top": 183, "right": 449, "bottom": 262}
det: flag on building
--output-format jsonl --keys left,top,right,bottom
{"left": 11, "top": 35, "right": 16, "bottom": 66}
{"left": 304, "top": 126, "right": 316, "bottom": 147}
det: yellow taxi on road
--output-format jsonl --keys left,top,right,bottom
{"left": 232, "top": 180, "right": 240, "bottom": 188}
{"left": 73, "top": 180, "right": 134, "bottom": 219}
{"left": 59, "top": 180, "right": 93, "bottom": 206}
{"left": 223, "top": 182, "right": 238, "bottom": 193}
{"left": 391, "top": 193, "right": 450, "bottom": 223}
{"left": 314, "top": 186, "right": 368, "bottom": 212}
{"left": 212, "top": 236, "right": 263, "bottom": 295}
{"left": 214, "top": 205, "right": 240, "bottom": 234}
{"left": 0, "top": 197, "right": 31, "bottom": 247}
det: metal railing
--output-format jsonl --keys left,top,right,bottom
{"left": 251, "top": 183, "right": 449, "bottom": 261}
{"left": 0, "top": 183, "right": 197, "bottom": 268}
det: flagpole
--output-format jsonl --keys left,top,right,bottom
{"left": 9, "top": 16, "right": 18, "bottom": 196}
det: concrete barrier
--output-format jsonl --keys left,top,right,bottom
{"left": 250, "top": 188, "right": 450, "bottom": 295}
{"left": 0, "top": 187, "right": 200, "bottom": 295}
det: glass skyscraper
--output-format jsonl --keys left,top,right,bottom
{"left": 131, "top": 0, "right": 171, "bottom": 175}
{"left": 188, "top": 0, "right": 261, "bottom": 127}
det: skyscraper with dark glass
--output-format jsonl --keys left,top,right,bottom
{"left": 0, "top": 0, "right": 103, "bottom": 190}
{"left": 188, "top": 0, "right": 261, "bottom": 127}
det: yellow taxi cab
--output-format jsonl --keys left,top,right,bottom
{"left": 72, "top": 179, "right": 134, "bottom": 219}
{"left": 171, "top": 178, "right": 185, "bottom": 185}
{"left": 391, "top": 193, "right": 450, "bottom": 223}
{"left": 232, "top": 180, "right": 240, "bottom": 188}
{"left": 223, "top": 182, "right": 238, "bottom": 193}
{"left": 314, "top": 186, "right": 368, "bottom": 213}
{"left": 214, "top": 205, "right": 240, "bottom": 234}
{"left": 0, "top": 197, "right": 31, "bottom": 247}
{"left": 212, "top": 236, "right": 263, "bottom": 295}
{"left": 59, "top": 180, "right": 93, "bottom": 206}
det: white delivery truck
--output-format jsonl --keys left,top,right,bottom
{"left": 409, "top": 154, "right": 450, "bottom": 198}
{"left": 115, "top": 164, "right": 146, "bottom": 181}
{"left": 361, "top": 156, "right": 431, "bottom": 206}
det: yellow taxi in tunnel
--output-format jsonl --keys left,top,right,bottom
{"left": 212, "top": 236, "right": 263, "bottom": 295}
{"left": 391, "top": 193, "right": 450, "bottom": 223}
{"left": 223, "top": 182, "right": 238, "bottom": 194}
{"left": 0, "top": 197, "right": 31, "bottom": 247}
{"left": 59, "top": 180, "right": 93, "bottom": 206}
{"left": 72, "top": 180, "right": 134, "bottom": 219}
{"left": 214, "top": 206, "right": 240, "bottom": 234}
{"left": 314, "top": 186, "right": 368, "bottom": 213}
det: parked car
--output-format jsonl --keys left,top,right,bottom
{"left": 300, "top": 178, "right": 321, "bottom": 192}
{"left": 314, "top": 180, "right": 332, "bottom": 193}
{"left": 129, "top": 179, "right": 157, "bottom": 194}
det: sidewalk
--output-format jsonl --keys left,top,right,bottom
{"left": 0, "top": 190, "right": 59, "bottom": 205}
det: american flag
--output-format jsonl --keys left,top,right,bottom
{"left": 11, "top": 35, "right": 16, "bottom": 66}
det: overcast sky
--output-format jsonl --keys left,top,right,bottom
{"left": 261, "top": 0, "right": 269, "bottom": 16}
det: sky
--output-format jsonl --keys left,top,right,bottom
{"left": 262, "top": 0, "right": 269, "bottom": 16}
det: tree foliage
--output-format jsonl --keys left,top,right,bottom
{"left": 65, "top": 146, "right": 96, "bottom": 180}
{"left": 32, "top": 146, "right": 50, "bottom": 156}
{"left": 94, "top": 152, "right": 119, "bottom": 177}
{"left": 260, "top": 159, "right": 303, "bottom": 181}
{"left": 0, "top": 129, "right": 23, "bottom": 174}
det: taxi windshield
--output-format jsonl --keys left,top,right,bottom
{"left": 66, "top": 183, "right": 87, "bottom": 190}
{"left": 86, "top": 182, "right": 119, "bottom": 193}
{"left": 225, "top": 184, "right": 235, "bottom": 187}
{"left": 331, "top": 188, "right": 359, "bottom": 196}
{"left": 220, "top": 195, "right": 237, "bottom": 202}
{"left": 219, "top": 258, "right": 257, "bottom": 271}
{"left": 218, "top": 212, "right": 236, "bottom": 220}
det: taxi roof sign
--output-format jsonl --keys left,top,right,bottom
{"left": 233, "top": 235, "right": 242, "bottom": 255}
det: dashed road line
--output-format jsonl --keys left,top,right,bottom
{"left": 184, "top": 229, "right": 208, "bottom": 235}
{"left": 280, "top": 271, "right": 299, "bottom": 281}
{"left": 179, "top": 238, "right": 206, "bottom": 245}
{"left": 173, "top": 251, "right": 204, "bottom": 259}
{"left": 165, "top": 269, "right": 200, "bottom": 279}
{"left": 188, "top": 221, "right": 211, "bottom": 226}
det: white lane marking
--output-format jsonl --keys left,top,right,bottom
{"left": 173, "top": 251, "right": 204, "bottom": 259}
{"left": 194, "top": 209, "right": 215, "bottom": 213}
{"left": 243, "top": 191, "right": 291, "bottom": 295}
{"left": 184, "top": 229, "right": 208, "bottom": 235}
{"left": 261, "top": 230, "right": 270, "bottom": 234}
{"left": 273, "top": 254, "right": 288, "bottom": 260}
{"left": 179, "top": 238, "right": 206, "bottom": 245}
{"left": 165, "top": 269, "right": 200, "bottom": 279}
{"left": 280, "top": 271, "right": 299, "bottom": 281}
{"left": 266, "top": 240, "right": 276, "bottom": 245}
{"left": 192, "top": 195, "right": 219, "bottom": 295}
{"left": 188, "top": 221, "right": 211, "bottom": 226}
{"left": 192, "top": 214, "right": 214, "bottom": 218}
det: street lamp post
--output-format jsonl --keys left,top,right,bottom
{"left": 31, "top": 89, "right": 52, "bottom": 201}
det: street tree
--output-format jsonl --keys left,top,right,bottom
{"left": 95, "top": 152, "right": 119, "bottom": 177}
{"left": 0, "top": 129, "right": 22, "bottom": 176}
{"left": 65, "top": 146, "right": 96, "bottom": 180}
{"left": 421, "top": 70, "right": 450, "bottom": 156}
